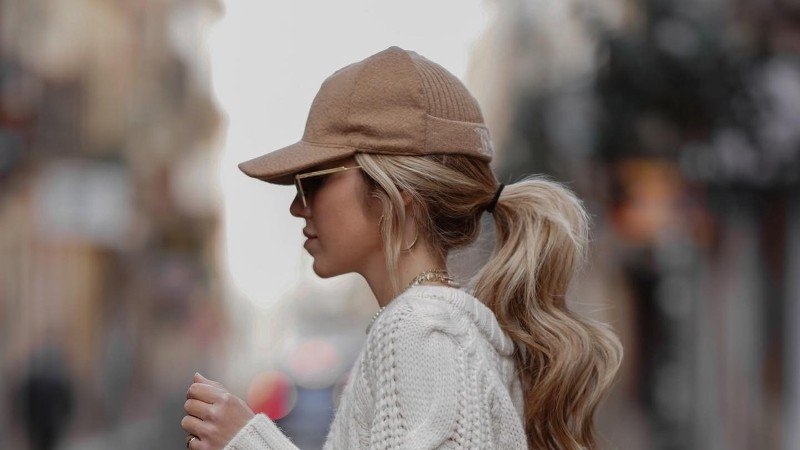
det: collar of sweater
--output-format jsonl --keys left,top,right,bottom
{"left": 382, "top": 284, "right": 515, "bottom": 357}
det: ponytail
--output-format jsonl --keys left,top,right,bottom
{"left": 473, "top": 176, "right": 623, "bottom": 450}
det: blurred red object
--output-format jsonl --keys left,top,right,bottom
{"left": 246, "top": 371, "right": 297, "bottom": 420}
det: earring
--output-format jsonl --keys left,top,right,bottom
{"left": 402, "top": 231, "right": 418, "bottom": 252}
{"left": 379, "top": 213, "right": 417, "bottom": 251}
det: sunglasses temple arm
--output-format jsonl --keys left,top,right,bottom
{"left": 295, "top": 178, "right": 307, "bottom": 208}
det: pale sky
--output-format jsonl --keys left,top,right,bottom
{"left": 209, "top": 1, "right": 492, "bottom": 308}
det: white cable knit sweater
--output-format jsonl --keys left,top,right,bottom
{"left": 224, "top": 285, "right": 529, "bottom": 450}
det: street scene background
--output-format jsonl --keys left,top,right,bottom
{"left": 1, "top": 1, "right": 798, "bottom": 449}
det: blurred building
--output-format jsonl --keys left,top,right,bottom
{"left": 0, "top": 0, "right": 226, "bottom": 448}
{"left": 471, "top": 1, "right": 800, "bottom": 450}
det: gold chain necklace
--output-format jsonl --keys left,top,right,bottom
{"left": 409, "top": 267, "right": 459, "bottom": 287}
{"left": 365, "top": 268, "right": 459, "bottom": 334}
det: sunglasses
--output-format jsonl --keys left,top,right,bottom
{"left": 294, "top": 165, "right": 363, "bottom": 208}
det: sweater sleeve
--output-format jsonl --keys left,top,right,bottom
{"left": 368, "top": 301, "right": 463, "bottom": 450}
{"left": 223, "top": 414, "right": 301, "bottom": 450}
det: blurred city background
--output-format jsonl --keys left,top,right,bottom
{"left": 1, "top": 0, "right": 798, "bottom": 449}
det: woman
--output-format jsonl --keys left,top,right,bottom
{"left": 181, "top": 46, "right": 623, "bottom": 450}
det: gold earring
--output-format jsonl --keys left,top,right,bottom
{"left": 402, "top": 231, "right": 418, "bottom": 252}
{"left": 379, "top": 213, "right": 416, "bottom": 251}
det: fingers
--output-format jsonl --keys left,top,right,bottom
{"left": 194, "top": 372, "right": 225, "bottom": 388}
{"left": 180, "top": 414, "right": 206, "bottom": 437}
{"left": 184, "top": 398, "right": 209, "bottom": 420}
{"left": 186, "top": 382, "right": 225, "bottom": 403}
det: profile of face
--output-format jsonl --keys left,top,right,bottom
{"left": 289, "top": 156, "right": 384, "bottom": 278}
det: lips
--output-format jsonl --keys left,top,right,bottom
{"left": 302, "top": 229, "right": 317, "bottom": 252}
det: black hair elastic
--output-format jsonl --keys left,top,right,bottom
{"left": 485, "top": 183, "right": 505, "bottom": 213}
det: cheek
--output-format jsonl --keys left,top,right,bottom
{"left": 318, "top": 181, "right": 382, "bottom": 243}
{"left": 328, "top": 209, "right": 381, "bottom": 250}
{"left": 313, "top": 193, "right": 380, "bottom": 246}
{"left": 311, "top": 207, "right": 382, "bottom": 277}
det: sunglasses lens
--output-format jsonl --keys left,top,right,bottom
{"left": 307, "top": 177, "right": 324, "bottom": 194}
{"left": 297, "top": 176, "right": 325, "bottom": 206}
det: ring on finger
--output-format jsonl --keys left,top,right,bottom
{"left": 186, "top": 434, "right": 198, "bottom": 448}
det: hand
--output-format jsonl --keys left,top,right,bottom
{"left": 181, "top": 372, "right": 255, "bottom": 450}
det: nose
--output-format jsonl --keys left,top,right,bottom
{"left": 289, "top": 193, "right": 311, "bottom": 218}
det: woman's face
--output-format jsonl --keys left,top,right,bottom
{"left": 289, "top": 156, "right": 384, "bottom": 278}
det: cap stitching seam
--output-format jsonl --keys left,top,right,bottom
{"left": 402, "top": 50, "right": 430, "bottom": 153}
{"left": 343, "top": 61, "right": 370, "bottom": 149}
{"left": 425, "top": 114, "right": 487, "bottom": 127}
{"left": 298, "top": 140, "right": 358, "bottom": 150}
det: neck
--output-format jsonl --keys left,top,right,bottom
{"left": 360, "top": 243, "right": 449, "bottom": 307}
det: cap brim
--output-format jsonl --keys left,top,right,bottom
{"left": 238, "top": 140, "right": 357, "bottom": 185}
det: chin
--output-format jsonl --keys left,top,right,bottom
{"left": 311, "top": 259, "right": 346, "bottom": 279}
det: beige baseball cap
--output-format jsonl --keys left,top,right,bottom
{"left": 238, "top": 46, "right": 495, "bottom": 185}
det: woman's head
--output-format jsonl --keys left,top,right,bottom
{"left": 241, "top": 45, "right": 499, "bottom": 284}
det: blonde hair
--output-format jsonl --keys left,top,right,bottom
{"left": 355, "top": 152, "right": 623, "bottom": 450}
